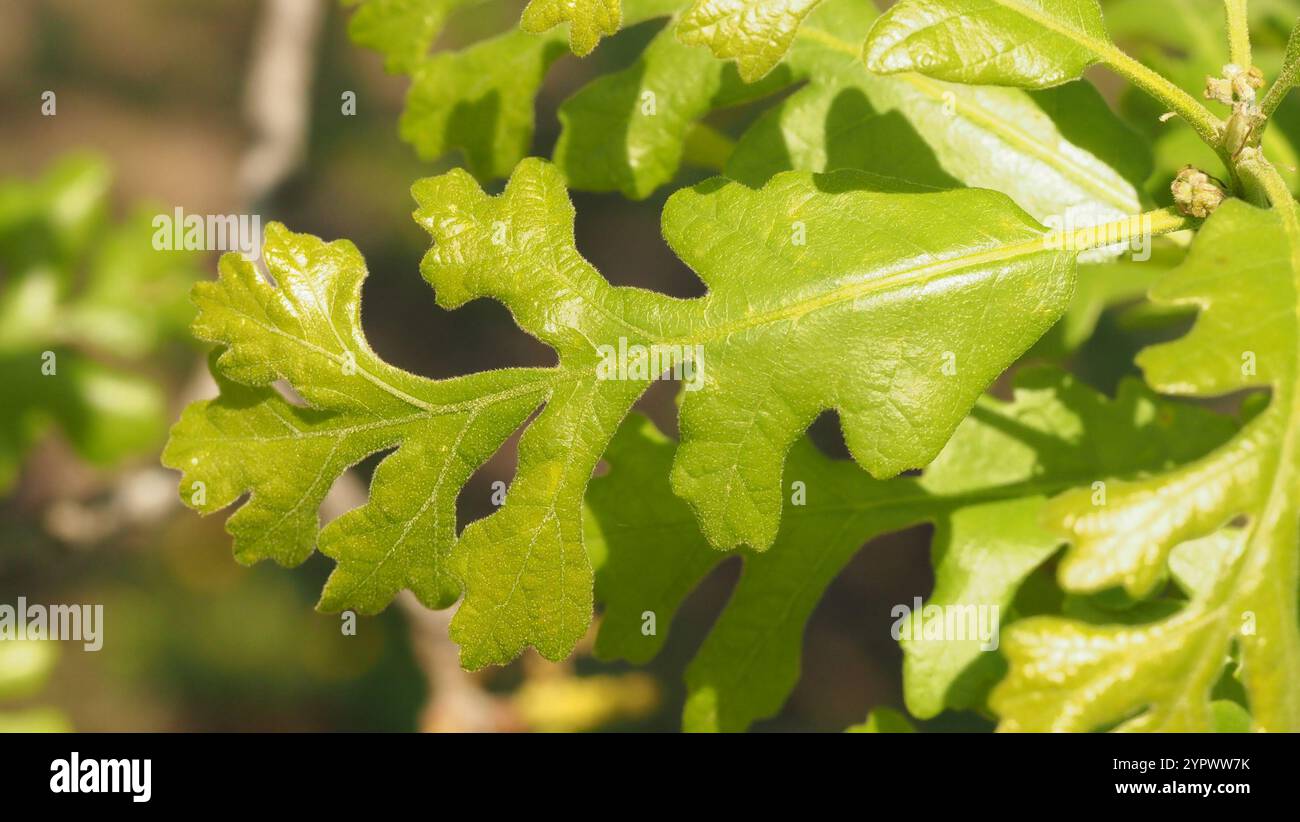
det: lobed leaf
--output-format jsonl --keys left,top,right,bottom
{"left": 342, "top": 0, "right": 481, "bottom": 73}
{"left": 400, "top": 28, "right": 568, "bottom": 178}
{"left": 994, "top": 201, "right": 1300, "bottom": 731}
{"left": 560, "top": 0, "right": 1150, "bottom": 222}
{"left": 345, "top": 0, "right": 678, "bottom": 182}
{"left": 170, "top": 158, "right": 1086, "bottom": 668}
{"left": 348, "top": 0, "right": 1151, "bottom": 233}
{"left": 521, "top": 0, "right": 622, "bottom": 56}
{"left": 587, "top": 369, "right": 1233, "bottom": 730}
{"left": 553, "top": 14, "right": 793, "bottom": 198}
{"left": 676, "top": 0, "right": 825, "bottom": 82}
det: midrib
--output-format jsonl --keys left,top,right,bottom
{"left": 675, "top": 231, "right": 1062, "bottom": 344}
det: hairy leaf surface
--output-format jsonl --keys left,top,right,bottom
{"left": 676, "top": 0, "right": 825, "bottom": 82}
{"left": 521, "top": 0, "right": 622, "bottom": 55}
{"left": 168, "top": 159, "right": 1082, "bottom": 668}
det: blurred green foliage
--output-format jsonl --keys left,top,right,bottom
{"left": 0, "top": 155, "right": 198, "bottom": 491}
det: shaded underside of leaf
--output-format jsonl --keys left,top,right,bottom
{"left": 588, "top": 368, "right": 1235, "bottom": 730}
{"left": 996, "top": 201, "right": 1300, "bottom": 731}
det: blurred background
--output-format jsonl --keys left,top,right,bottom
{"left": 0, "top": 0, "right": 1269, "bottom": 732}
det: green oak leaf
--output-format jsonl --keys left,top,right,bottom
{"left": 163, "top": 224, "right": 550, "bottom": 613}
{"left": 726, "top": 63, "right": 1149, "bottom": 235}
{"left": 169, "top": 158, "right": 1091, "bottom": 669}
{"left": 589, "top": 411, "right": 924, "bottom": 731}
{"left": 342, "top": 0, "right": 480, "bottom": 73}
{"left": 344, "top": 0, "right": 678, "bottom": 180}
{"left": 521, "top": 0, "right": 622, "bottom": 56}
{"left": 660, "top": 173, "right": 1076, "bottom": 548}
{"left": 676, "top": 0, "right": 825, "bottom": 82}
{"left": 584, "top": 415, "right": 725, "bottom": 666}
{"left": 1211, "top": 700, "right": 1254, "bottom": 732}
{"left": 725, "top": 79, "right": 961, "bottom": 190}
{"left": 864, "top": 0, "right": 1111, "bottom": 88}
{"left": 1031, "top": 241, "right": 1183, "bottom": 357}
{"left": 587, "top": 369, "right": 1232, "bottom": 730}
{"left": 906, "top": 370, "right": 1234, "bottom": 718}
{"left": 400, "top": 28, "right": 568, "bottom": 178}
{"left": 349, "top": 0, "right": 1150, "bottom": 222}
{"left": 559, "top": 0, "right": 1150, "bottom": 243}
{"left": 0, "top": 156, "right": 198, "bottom": 491}
{"left": 342, "top": 0, "right": 559, "bottom": 177}
{"left": 994, "top": 200, "right": 1300, "bottom": 731}
{"left": 554, "top": 12, "right": 793, "bottom": 198}
{"left": 993, "top": 532, "right": 1254, "bottom": 731}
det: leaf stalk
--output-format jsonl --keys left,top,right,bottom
{"left": 1048, "top": 208, "right": 1196, "bottom": 257}
{"left": 1225, "top": 0, "right": 1253, "bottom": 70}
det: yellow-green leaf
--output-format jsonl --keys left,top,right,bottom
{"left": 677, "top": 0, "right": 824, "bottom": 82}
{"left": 521, "top": 0, "right": 622, "bottom": 56}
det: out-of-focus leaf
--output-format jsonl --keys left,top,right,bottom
{"left": 345, "top": 0, "right": 678, "bottom": 180}
{"left": 343, "top": 0, "right": 481, "bottom": 73}
{"left": 0, "top": 157, "right": 198, "bottom": 491}
{"left": 847, "top": 707, "right": 916, "bottom": 732}
{"left": 0, "top": 640, "right": 59, "bottom": 701}
{"left": 0, "top": 708, "right": 73, "bottom": 733}
{"left": 554, "top": 15, "right": 793, "bottom": 197}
